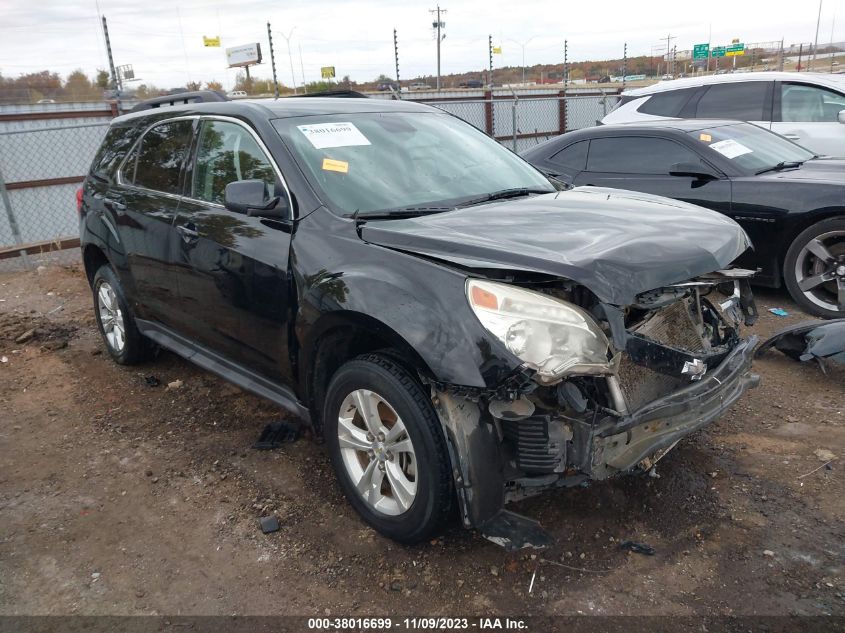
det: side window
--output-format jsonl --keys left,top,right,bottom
{"left": 781, "top": 83, "right": 845, "bottom": 122}
{"left": 549, "top": 140, "right": 588, "bottom": 171}
{"left": 132, "top": 120, "right": 194, "bottom": 194}
{"left": 192, "top": 120, "right": 277, "bottom": 205}
{"left": 695, "top": 82, "right": 769, "bottom": 120}
{"left": 586, "top": 137, "right": 702, "bottom": 175}
{"left": 638, "top": 88, "right": 697, "bottom": 116}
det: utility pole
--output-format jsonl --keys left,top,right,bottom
{"left": 488, "top": 34, "right": 493, "bottom": 88}
{"left": 267, "top": 22, "right": 279, "bottom": 98}
{"left": 778, "top": 39, "right": 785, "bottom": 71}
{"left": 393, "top": 28, "right": 401, "bottom": 96}
{"left": 812, "top": 0, "right": 823, "bottom": 70}
{"left": 429, "top": 5, "right": 446, "bottom": 90}
{"left": 664, "top": 33, "right": 676, "bottom": 76}
{"left": 101, "top": 16, "right": 120, "bottom": 92}
{"left": 673, "top": 44, "right": 677, "bottom": 75}
{"left": 622, "top": 42, "right": 627, "bottom": 91}
{"left": 831, "top": 13, "right": 837, "bottom": 73}
{"left": 279, "top": 28, "right": 298, "bottom": 94}
{"left": 508, "top": 37, "right": 535, "bottom": 85}
{"left": 798, "top": 43, "right": 804, "bottom": 71}
{"left": 563, "top": 39, "right": 568, "bottom": 89}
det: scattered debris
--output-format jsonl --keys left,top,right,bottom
{"left": 259, "top": 516, "right": 280, "bottom": 534}
{"left": 528, "top": 567, "right": 537, "bottom": 594}
{"left": 755, "top": 319, "right": 845, "bottom": 371}
{"left": 15, "top": 329, "right": 35, "bottom": 344}
{"left": 763, "top": 550, "right": 775, "bottom": 557}
{"left": 166, "top": 379, "right": 183, "bottom": 390}
{"left": 144, "top": 375, "right": 161, "bottom": 387}
{"left": 619, "top": 541, "right": 655, "bottom": 556}
{"left": 814, "top": 449, "right": 837, "bottom": 462}
{"left": 0, "top": 356, "right": 7, "bottom": 364}
{"left": 253, "top": 420, "right": 300, "bottom": 450}
{"left": 539, "top": 558, "right": 612, "bottom": 574}
{"left": 767, "top": 308, "right": 789, "bottom": 317}
{"left": 799, "top": 459, "right": 836, "bottom": 480}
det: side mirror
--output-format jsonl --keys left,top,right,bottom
{"left": 838, "top": 110, "right": 845, "bottom": 124}
{"left": 669, "top": 161, "right": 719, "bottom": 179}
{"left": 224, "top": 179, "right": 288, "bottom": 219}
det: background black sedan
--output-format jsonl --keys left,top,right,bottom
{"left": 522, "top": 120, "right": 845, "bottom": 318}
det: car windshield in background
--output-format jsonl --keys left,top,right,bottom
{"left": 273, "top": 112, "right": 554, "bottom": 215}
{"left": 688, "top": 122, "right": 816, "bottom": 174}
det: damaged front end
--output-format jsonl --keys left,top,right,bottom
{"left": 433, "top": 270, "right": 760, "bottom": 550}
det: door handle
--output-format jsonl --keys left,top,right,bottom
{"left": 783, "top": 133, "right": 801, "bottom": 140}
{"left": 177, "top": 224, "right": 199, "bottom": 242}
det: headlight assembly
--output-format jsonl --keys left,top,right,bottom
{"left": 466, "top": 279, "right": 612, "bottom": 384}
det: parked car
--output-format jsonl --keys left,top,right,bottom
{"left": 376, "top": 82, "right": 398, "bottom": 92}
{"left": 458, "top": 80, "right": 484, "bottom": 89}
{"left": 408, "top": 82, "right": 431, "bottom": 91}
{"left": 80, "top": 96, "right": 759, "bottom": 547}
{"left": 227, "top": 90, "right": 248, "bottom": 98}
{"left": 603, "top": 72, "right": 845, "bottom": 157}
{"left": 522, "top": 119, "right": 845, "bottom": 318}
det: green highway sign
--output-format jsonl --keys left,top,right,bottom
{"left": 711, "top": 46, "right": 726, "bottom": 58}
{"left": 693, "top": 43, "right": 710, "bottom": 59}
{"left": 726, "top": 42, "right": 745, "bottom": 57}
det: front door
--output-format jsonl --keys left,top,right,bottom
{"left": 572, "top": 136, "right": 732, "bottom": 215}
{"left": 173, "top": 118, "right": 294, "bottom": 383}
{"left": 772, "top": 81, "right": 845, "bottom": 157}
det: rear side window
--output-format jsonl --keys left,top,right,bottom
{"left": 586, "top": 136, "right": 701, "bottom": 175}
{"left": 694, "top": 82, "right": 770, "bottom": 121}
{"left": 125, "top": 120, "right": 194, "bottom": 195}
{"left": 548, "top": 140, "right": 588, "bottom": 171}
{"left": 89, "top": 124, "right": 143, "bottom": 181}
{"left": 637, "top": 88, "right": 697, "bottom": 116}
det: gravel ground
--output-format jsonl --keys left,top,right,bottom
{"left": 0, "top": 263, "right": 843, "bottom": 619}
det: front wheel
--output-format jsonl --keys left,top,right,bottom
{"left": 783, "top": 217, "right": 845, "bottom": 319}
{"left": 323, "top": 354, "right": 453, "bottom": 543}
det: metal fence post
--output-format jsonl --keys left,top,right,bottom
{"left": 0, "top": 165, "right": 32, "bottom": 270}
{"left": 509, "top": 87, "right": 519, "bottom": 151}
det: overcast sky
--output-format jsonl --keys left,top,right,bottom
{"left": 2, "top": 0, "right": 839, "bottom": 89}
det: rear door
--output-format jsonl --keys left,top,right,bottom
{"left": 172, "top": 117, "right": 295, "bottom": 383}
{"left": 690, "top": 81, "right": 773, "bottom": 128}
{"left": 572, "top": 135, "right": 732, "bottom": 214}
{"left": 772, "top": 81, "right": 845, "bottom": 157}
{"left": 114, "top": 118, "right": 195, "bottom": 326}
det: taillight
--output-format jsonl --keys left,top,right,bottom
{"left": 76, "top": 188, "right": 83, "bottom": 215}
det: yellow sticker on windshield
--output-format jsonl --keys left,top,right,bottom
{"left": 322, "top": 158, "right": 349, "bottom": 173}
{"left": 699, "top": 133, "right": 712, "bottom": 142}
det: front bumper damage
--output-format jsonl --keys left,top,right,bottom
{"left": 433, "top": 278, "right": 760, "bottom": 550}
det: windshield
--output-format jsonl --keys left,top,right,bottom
{"left": 687, "top": 122, "right": 815, "bottom": 174}
{"left": 273, "top": 112, "right": 554, "bottom": 214}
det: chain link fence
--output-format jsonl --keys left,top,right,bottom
{"left": 0, "top": 93, "right": 618, "bottom": 270}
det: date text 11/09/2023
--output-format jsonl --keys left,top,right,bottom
{"left": 307, "top": 617, "right": 529, "bottom": 630}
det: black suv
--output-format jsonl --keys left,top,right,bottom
{"left": 80, "top": 95, "right": 759, "bottom": 548}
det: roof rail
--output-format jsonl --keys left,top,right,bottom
{"left": 292, "top": 89, "right": 369, "bottom": 99}
{"left": 130, "top": 90, "right": 229, "bottom": 112}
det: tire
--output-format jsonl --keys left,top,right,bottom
{"left": 92, "top": 264, "right": 150, "bottom": 364}
{"left": 323, "top": 353, "right": 453, "bottom": 543}
{"left": 783, "top": 217, "right": 845, "bottom": 319}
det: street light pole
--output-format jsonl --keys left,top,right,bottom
{"left": 508, "top": 37, "right": 535, "bottom": 85}
{"left": 279, "top": 27, "right": 298, "bottom": 95}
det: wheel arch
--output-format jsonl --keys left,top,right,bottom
{"left": 82, "top": 243, "right": 112, "bottom": 286}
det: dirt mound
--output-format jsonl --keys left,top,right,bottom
{"left": 0, "top": 312, "right": 78, "bottom": 350}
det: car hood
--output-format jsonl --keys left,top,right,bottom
{"left": 757, "top": 158, "right": 845, "bottom": 184}
{"left": 360, "top": 188, "right": 750, "bottom": 305}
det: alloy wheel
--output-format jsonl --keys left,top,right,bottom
{"left": 337, "top": 388, "right": 418, "bottom": 516}
{"left": 97, "top": 281, "right": 126, "bottom": 353}
{"left": 795, "top": 230, "right": 845, "bottom": 314}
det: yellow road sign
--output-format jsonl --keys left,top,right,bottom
{"left": 203, "top": 36, "right": 221, "bottom": 47}
{"left": 321, "top": 66, "right": 336, "bottom": 79}
{"left": 492, "top": 46, "right": 502, "bottom": 54}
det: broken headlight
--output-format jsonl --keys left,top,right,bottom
{"left": 466, "top": 279, "right": 611, "bottom": 384}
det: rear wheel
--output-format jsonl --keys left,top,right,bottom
{"left": 92, "top": 264, "right": 149, "bottom": 364}
{"left": 323, "top": 354, "right": 453, "bottom": 543}
{"left": 784, "top": 217, "right": 845, "bottom": 319}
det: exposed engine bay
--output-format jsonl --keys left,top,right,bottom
{"left": 431, "top": 269, "right": 760, "bottom": 550}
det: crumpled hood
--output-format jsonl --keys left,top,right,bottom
{"left": 360, "top": 187, "right": 750, "bottom": 305}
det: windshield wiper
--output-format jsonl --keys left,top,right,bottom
{"left": 755, "top": 160, "right": 804, "bottom": 175}
{"left": 347, "top": 206, "right": 454, "bottom": 221}
{"left": 455, "top": 187, "right": 552, "bottom": 208}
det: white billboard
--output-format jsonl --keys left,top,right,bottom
{"left": 226, "top": 43, "right": 262, "bottom": 68}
